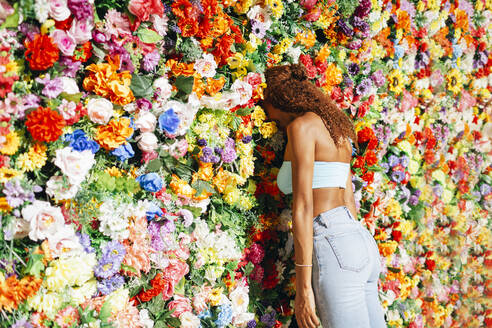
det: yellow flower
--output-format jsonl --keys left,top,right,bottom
{"left": 27, "top": 290, "right": 63, "bottom": 319}
{"left": 446, "top": 68, "right": 463, "bottom": 95}
{"left": 234, "top": 0, "right": 253, "bottom": 14}
{"left": 0, "top": 167, "right": 20, "bottom": 183}
{"left": 240, "top": 155, "right": 255, "bottom": 179}
{"left": 105, "top": 166, "right": 123, "bottom": 177}
{"left": 431, "top": 169, "right": 446, "bottom": 184}
{"left": 251, "top": 106, "right": 266, "bottom": 127}
{"left": 266, "top": 0, "right": 283, "bottom": 18}
{"left": 259, "top": 121, "right": 278, "bottom": 138}
{"left": 272, "top": 38, "right": 292, "bottom": 55}
{"left": 442, "top": 188, "right": 454, "bottom": 204}
{"left": 396, "top": 140, "right": 412, "bottom": 154}
{"left": 239, "top": 195, "right": 254, "bottom": 210}
{"left": 245, "top": 33, "right": 261, "bottom": 53}
{"left": 388, "top": 69, "right": 405, "bottom": 95}
{"left": 40, "top": 19, "right": 55, "bottom": 35}
{"left": 227, "top": 52, "right": 249, "bottom": 70}
{"left": 209, "top": 287, "right": 223, "bottom": 306}
{"left": 0, "top": 197, "right": 12, "bottom": 212}
{"left": 0, "top": 131, "right": 20, "bottom": 155}
{"left": 223, "top": 186, "right": 241, "bottom": 205}
{"left": 408, "top": 159, "right": 420, "bottom": 174}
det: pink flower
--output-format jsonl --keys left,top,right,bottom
{"left": 244, "top": 72, "right": 263, "bottom": 88}
{"left": 141, "top": 150, "right": 159, "bottom": 163}
{"left": 129, "top": 0, "right": 165, "bottom": 26}
{"left": 457, "top": 90, "right": 476, "bottom": 112}
{"left": 55, "top": 306, "right": 80, "bottom": 328}
{"left": 68, "top": 19, "right": 93, "bottom": 44}
{"left": 247, "top": 243, "right": 265, "bottom": 264}
{"left": 49, "top": 0, "right": 70, "bottom": 21}
{"left": 192, "top": 285, "right": 211, "bottom": 313}
{"left": 168, "top": 295, "right": 192, "bottom": 318}
{"left": 162, "top": 258, "right": 189, "bottom": 285}
{"left": 300, "top": 0, "right": 318, "bottom": 10}
{"left": 51, "top": 29, "right": 76, "bottom": 56}
{"left": 104, "top": 9, "right": 132, "bottom": 39}
{"left": 303, "top": 8, "right": 321, "bottom": 22}
{"left": 399, "top": 90, "right": 418, "bottom": 112}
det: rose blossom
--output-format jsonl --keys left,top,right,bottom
{"left": 194, "top": 53, "right": 217, "bottom": 78}
{"left": 168, "top": 295, "right": 192, "bottom": 318}
{"left": 137, "top": 132, "right": 158, "bottom": 152}
{"left": 21, "top": 200, "right": 66, "bottom": 241}
{"left": 87, "top": 98, "right": 114, "bottom": 124}
{"left": 49, "top": 0, "right": 71, "bottom": 21}
{"left": 51, "top": 29, "right": 76, "bottom": 56}
{"left": 135, "top": 111, "right": 157, "bottom": 132}
{"left": 179, "top": 312, "right": 201, "bottom": 328}
{"left": 60, "top": 77, "right": 80, "bottom": 94}
{"left": 68, "top": 18, "right": 93, "bottom": 44}
{"left": 54, "top": 147, "right": 96, "bottom": 185}
{"left": 47, "top": 225, "right": 83, "bottom": 258}
{"left": 153, "top": 77, "right": 172, "bottom": 101}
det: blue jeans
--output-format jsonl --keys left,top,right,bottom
{"left": 311, "top": 206, "right": 387, "bottom": 328}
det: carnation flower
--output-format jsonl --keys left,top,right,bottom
{"left": 25, "top": 106, "right": 65, "bottom": 142}
{"left": 24, "top": 34, "right": 59, "bottom": 70}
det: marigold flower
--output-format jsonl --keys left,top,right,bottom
{"left": 0, "top": 131, "right": 20, "bottom": 155}
{"left": 95, "top": 117, "right": 133, "bottom": 150}
{"left": 25, "top": 106, "right": 66, "bottom": 143}
{"left": 0, "top": 273, "right": 43, "bottom": 312}
{"left": 24, "top": 34, "right": 60, "bottom": 71}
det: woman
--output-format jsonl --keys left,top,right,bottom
{"left": 260, "top": 63, "right": 387, "bottom": 328}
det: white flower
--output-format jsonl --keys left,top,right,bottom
{"left": 247, "top": 5, "right": 272, "bottom": 30}
{"left": 54, "top": 147, "right": 95, "bottom": 185}
{"left": 98, "top": 199, "right": 132, "bottom": 240}
{"left": 48, "top": 0, "right": 70, "bottom": 21}
{"left": 47, "top": 225, "right": 83, "bottom": 258}
{"left": 139, "top": 309, "right": 155, "bottom": 328}
{"left": 34, "top": 0, "right": 49, "bottom": 23}
{"left": 229, "top": 282, "right": 249, "bottom": 315}
{"left": 46, "top": 175, "right": 80, "bottom": 200}
{"left": 194, "top": 53, "right": 218, "bottom": 78}
{"left": 232, "top": 312, "right": 255, "bottom": 328}
{"left": 150, "top": 14, "right": 168, "bottom": 37}
{"left": 60, "top": 77, "right": 80, "bottom": 94}
{"left": 137, "top": 132, "right": 158, "bottom": 152}
{"left": 231, "top": 79, "right": 253, "bottom": 106}
{"left": 153, "top": 77, "right": 173, "bottom": 102}
{"left": 68, "top": 18, "right": 93, "bottom": 44}
{"left": 179, "top": 311, "right": 200, "bottom": 328}
{"left": 87, "top": 98, "right": 114, "bottom": 124}
{"left": 136, "top": 111, "right": 157, "bottom": 132}
{"left": 21, "top": 201, "right": 65, "bottom": 241}
{"left": 69, "top": 279, "right": 98, "bottom": 305}
{"left": 286, "top": 46, "right": 302, "bottom": 63}
{"left": 4, "top": 218, "right": 30, "bottom": 240}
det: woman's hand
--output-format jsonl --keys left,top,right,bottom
{"left": 295, "top": 286, "right": 321, "bottom": 328}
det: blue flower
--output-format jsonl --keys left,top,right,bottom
{"left": 64, "top": 129, "right": 100, "bottom": 153}
{"left": 111, "top": 143, "right": 135, "bottom": 161}
{"left": 94, "top": 256, "right": 120, "bottom": 279}
{"left": 197, "top": 309, "right": 212, "bottom": 319}
{"left": 97, "top": 274, "right": 125, "bottom": 295}
{"left": 136, "top": 173, "right": 163, "bottom": 192}
{"left": 158, "top": 108, "right": 180, "bottom": 134}
{"left": 101, "top": 240, "right": 126, "bottom": 263}
{"left": 146, "top": 202, "right": 164, "bottom": 220}
{"left": 215, "top": 304, "right": 233, "bottom": 328}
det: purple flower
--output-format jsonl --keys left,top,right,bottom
{"left": 94, "top": 256, "right": 121, "bottom": 279}
{"left": 351, "top": 16, "right": 370, "bottom": 33}
{"left": 136, "top": 98, "right": 153, "bottom": 111}
{"left": 342, "top": 75, "right": 354, "bottom": 87}
{"left": 415, "top": 51, "right": 430, "bottom": 70}
{"left": 347, "top": 40, "right": 362, "bottom": 50}
{"left": 409, "top": 195, "right": 419, "bottom": 206}
{"left": 380, "top": 162, "right": 390, "bottom": 173}
{"left": 211, "top": 155, "right": 220, "bottom": 163}
{"left": 247, "top": 320, "right": 257, "bottom": 328}
{"left": 161, "top": 218, "right": 176, "bottom": 234}
{"left": 3, "top": 180, "right": 35, "bottom": 208}
{"left": 432, "top": 184, "right": 443, "bottom": 197}
{"left": 337, "top": 18, "right": 354, "bottom": 37}
{"left": 348, "top": 63, "right": 360, "bottom": 76}
{"left": 92, "top": 30, "right": 107, "bottom": 43}
{"left": 413, "top": 189, "right": 422, "bottom": 197}
{"left": 119, "top": 52, "right": 135, "bottom": 73}
{"left": 77, "top": 232, "right": 95, "bottom": 253}
{"left": 214, "top": 147, "right": 223, "bottom": 155}
{"left": 23, "top": 94, "right": 40, "bottom": 111}
{"left": 97, "top": 274, "right": 125, "bottom": 295}
{"left": 142, "top": 50, "right": 161, "bottom": 71}
{"left": 390, "top": 171, "right": 405, "bottom": 183}
{"left": 388, "top": 155, "right": 400, "bottom": 167}
{"left": 355, "top": 78, "right": 373, "bottom": 96}
{"left": 102, "top": 240, "right": 126, "bottom": 263}
{"left": 370, "top": 69, "right": 386, "bottom": 87}
{"left": 12, "top": 318, "right": 33, "bottom": 328}
{"left": 197, "top": 138, "right": 207, "bottom": 146}
{"left": 260, "top": 309, "right": 276, "bottom": 328}
{"left": 37, "top": 77, "right": 63, "bottom": 99}
{"left": 221, "top": 148, "right": 237, "bottom": 163}
{"left": 400, "top": 155, "right": 409, "bottom": 168}
{"left": 60, "top": 56, "right": 82, "bottom": 77}
{"left": 354, "top": 0, "right": 371, "bottom": 17}
{"left": 251, "top": 20, "right": 266, "bottom": 38}
{"left": 67, "top": 0, "right": 94, "bottom": 20}
{"left": 480, "top": 184, "right": 491, "bottom": 196}
{"left": 242, "top": 135, "right": 252, "bottom": 143}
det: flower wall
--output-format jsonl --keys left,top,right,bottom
{"left": 0, "top": 0, "right": 490, "bottom": 328}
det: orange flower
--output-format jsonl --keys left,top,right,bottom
{"left": 192, "top": 162, "right": 214, "bottom": 183}
{"left": 24, "top": 34, "right": 59, "bottom": 71}
{"left": 72, "top": 41, "right": 93, "bottom": 63}
{"left": 454, "top": 9, "right": 469, "bottom": 32}
{"left": 83, "top": 57, "right": 135, "bottom": 106}
{"left": 165, "top": 59, "right": 195, "bottom": 76}
{"left": 95, "top": 117, "right": 133, "bottom": 150}
{"left": 25, "top": 106, "right": 66, "bottom": 143}
{"left": 205, "top": 76, "right": 226, "bottom": 96}
{"left": 178, "top": 17, "right": 199, "bottom": 37}
{"left": 295, "top": 29, "right": 316, "bottom": 49}
{"left": 0, "top": 274, "right": 42, "bottom": 312}
{"left": 170, "top": 174, "right": 196, "bottom": 198}
{"left": 396, "top": 9, "right": 411, "bottom": 32}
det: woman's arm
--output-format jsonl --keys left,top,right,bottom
{"left": 287, "top": 118, "right": 315, "bottom": 290}
{"left": 287, "top": 118, "right": 320, "bottom": 328}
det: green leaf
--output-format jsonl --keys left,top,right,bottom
{"left": 131, "top": 75, "right": 154, "bottom": 98}
{"left": 174, "top": 276, "right": 186, "bottom": 295}
{"left": 147, "top": 159, "right": 162, "bottom": 172}
{"left": 59, "top": 92, "right": 82, "bottom": 103}
{"left": 191, "top": 180, "right": 215, "bottom": 196}
{"left": 24, "top": 253, "right": 45, "bottom": 278}
{"left": 121, "top": 263, "right": 138, "bottom": 274}
{"left": 0, "top": 3, "right": 19, "bottom": 29}
{"left": 243, "top": 261, "right": 255, "bottom": 275}
{"left": 98, "top": 298, "right": 112, "bottom": 322}
{"left": 175, "top": 75, "right": 194, "bottom": 95}
{"left": 137, "top": 28, "right": 163, "bottom": 43}
{"left": 167, "top": 317, "right": 181, "bottom": 327}
{"left": 235, "top": 106, "right": 253, "bottom": 116}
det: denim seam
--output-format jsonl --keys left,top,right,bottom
{"left": 326, "top": 230, "right": 370, "bottom": 272}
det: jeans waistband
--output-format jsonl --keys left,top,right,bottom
{"left": 314, "top": 205, "right": 357, "bottom": 227}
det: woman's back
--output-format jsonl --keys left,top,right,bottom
{"left": 282, "top": 112, "right": 354, "bottom": 218}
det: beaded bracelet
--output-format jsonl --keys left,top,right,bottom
{"left": 295, "top": 263, "right": 313, "bottom": 267}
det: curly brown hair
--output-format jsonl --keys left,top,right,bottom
{"left": 261, "top": 63, "right": 360, "bottom": 153}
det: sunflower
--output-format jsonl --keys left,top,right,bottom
{"left": 446, "top": 68, "right": 463, "bottom": 95}
{"left": 387, "top": 69, "right": 405, "bottom": 95}
{"left": 266, "top": 0, "right": 284, "bottom": 18}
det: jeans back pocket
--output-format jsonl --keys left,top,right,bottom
{"left": 326, "top": 228, "right": 370, "bottom": 272}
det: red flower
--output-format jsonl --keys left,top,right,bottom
{"left": 299, "top": 54, "right": 317, "bottom": 79}
{"left": 178, "top": 17, "right": 199, "bottom": 37}
{"left": 54, "top": 16, "right": 74, "bottom": 31}
{"left": 24, "top": 34, "right": 59, "bottom": 71}
{"left": 361, "top": 171, "right": 374, "bottom": 185}
{"left": 25, "top": 107, "right": 66, "bottom": 142}
{"left": 391, "top": 230, "right": 402, "bottom": 242}
{"left": 365, "top": 150, "right": 378, "bottom": 166}
{"left": 357, "top": 101, "right": 370, "bottom": 118}
{"left": 129, "top": 0, "right": 165, "bottom": 26}
{"left": 72, "top": 41, "right": 92, "bottom": 63}
{"left": 425, "top": 258, "right": 435, "bottom": 271}
{"left": 212, "top": 35, "right": 234, "bottom": 66}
